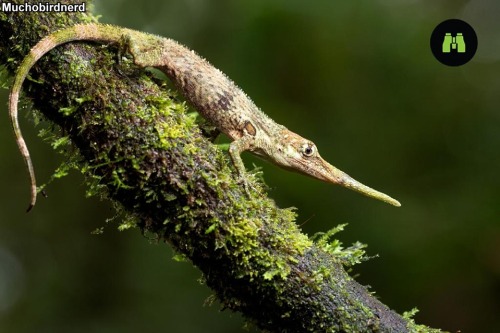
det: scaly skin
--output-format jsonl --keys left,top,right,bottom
{"left": 9, "top": 23, "right": 401, "bottom": 211}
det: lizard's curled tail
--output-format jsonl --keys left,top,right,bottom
{"left": 9, "top": 24, "right": 127, "bottom": 211}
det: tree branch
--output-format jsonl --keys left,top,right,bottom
{"left": 0, "top": 1, "right": 442, "bottom": 332}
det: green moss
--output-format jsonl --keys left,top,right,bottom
{"left": 404, "top": 309, "right": 445, "bottom": 333}
{"left": 313, "top": 223, "right": 369, "bottom": 267}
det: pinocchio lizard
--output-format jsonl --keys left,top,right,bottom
{"left": 8, "top": 24, "right": 401, "bottom": 211}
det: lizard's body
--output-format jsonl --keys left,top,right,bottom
{"left": 9, "top": 23, "right": 400, "bottom": 210}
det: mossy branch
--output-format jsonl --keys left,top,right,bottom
{"left": 0, "top": 2, "right": 442, "bottom": 332}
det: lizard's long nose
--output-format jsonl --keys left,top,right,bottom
{"left": 317, "top": 157, "right": 401, "bottom": 207}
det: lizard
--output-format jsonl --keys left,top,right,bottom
{"left": 8, "top": 23, "right": 401, "bottom": 211}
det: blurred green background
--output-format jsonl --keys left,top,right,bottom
{"left": 1, "top": 0, "right": 499, "bottom": 332}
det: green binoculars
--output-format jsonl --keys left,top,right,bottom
{"left": 442, "top": 33, "right": 465, "bottom": 53}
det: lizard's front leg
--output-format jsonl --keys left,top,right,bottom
{"left": 229, "top": 135, "right": 255, "bottom": 196}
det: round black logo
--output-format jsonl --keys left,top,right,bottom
{"left": 430, "top": 19, "right": 478, "bottom": 66}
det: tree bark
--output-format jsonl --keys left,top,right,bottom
{"left": 0, "top": 1, "right": 442, "bottom": 332}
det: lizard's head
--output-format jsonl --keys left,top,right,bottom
{"left": 272, "top": 129, "right": 400, "bottom": 207}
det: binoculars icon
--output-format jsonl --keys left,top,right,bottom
{"left": 442, "top": 33, "right": 465, "bottom": 53}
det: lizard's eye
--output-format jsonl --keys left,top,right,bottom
{"left": 301, "top": 143, "right": 316, "bottom": 157}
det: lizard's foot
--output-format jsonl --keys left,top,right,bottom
{"left": 117, "top": 35, "right": 132, "bottom": 64}
{"left": 238, "top": 173, "right": 254, "bottom": 198}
